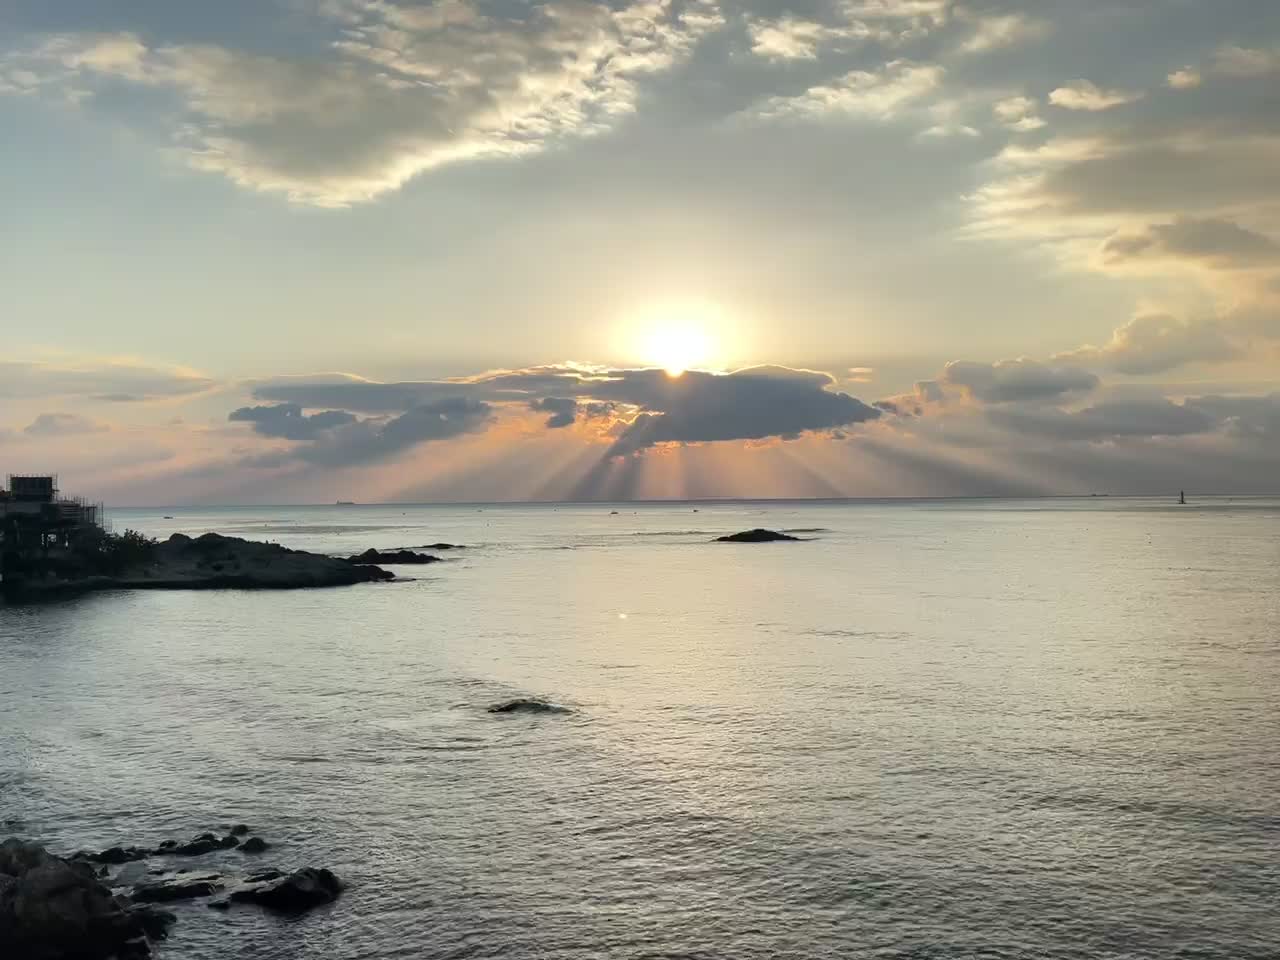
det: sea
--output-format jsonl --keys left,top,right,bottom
{"left": 2, "top": 498, "right": 1279, "bottom": 959}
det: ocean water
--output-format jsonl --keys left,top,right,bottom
{"left": 2, "top": 498, "right": 1279, "bottom": 959}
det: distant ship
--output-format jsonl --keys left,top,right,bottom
{"left": 335, "top": 500, "right": 356, "bottom": 506}
{"left": 1179, "top": 490, "right": 1186, "bottom": 505}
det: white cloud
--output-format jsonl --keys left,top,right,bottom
{"left": 993, "top": 95, "right": 1045, "bottom": 132}
{"left": 3, "top": 0, "right": 725, "bottom": 206}
{"left": 1056, "top": 313, "right": 1241, "bottom": 375}
{"left": 1212, "top": 45, "right": 1280, "bottom": 78}
{"left": 1166, "top": 68, "right": 1201, "bottom": 89}
{"left": 751, "top": 60, "right": 944, "bottom": 121}
{"left": 1048, "top": 79, "right": 1143, "bottom": 112}
{"left": 956, "top": 12, "right": 1049, "bottom": 55}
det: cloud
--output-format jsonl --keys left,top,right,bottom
{"left": 986, "top": 397, "right": 1218, "bottom": 442}
{"left": 1167, "top": 68, "right": 1201, "bottom": 90}
{"left": 1048, "top": 80, "right": 1143, "bottom": 112}
{"left": 1056, "top": 313, "right": 1241, "bottom": 375}
{"left": 941, "top": 359, "right": 1099, "bottom": 404}
{"left": 530, "top": 397, "right": 580, "bottom": 429}
{"left": 604, "top": 366, "right": 881, "bottom": 454}
{"left": 248, "top": 363, "right": 881, "bottom": 457}
{"left": 5, "top": 0, "right": 725, "bottom": 205}
{"left": 23, "top": 413, "right": 110, "bottom": 437}
{"left": 993, "top": 96, "right": 1045, "bottom": 132}
{"left": 1185, "top": 393, "right": 1280, "bottom": 441}
{"left": 229, "top": 403, "right": 358, "bottom": 440}
{"left": 751, "top": 60, "right": 944, "bottom": 121}
{"left": 1101, "top": 217, "right": 1279, "bottom": 270}
{"left": 236, "top": 397, "right": 493, "bottom": 466}
{"left": 0, "top": 359, "right": 215, "bottom": 401}
{"left": 956, "top": 12, "right": 1049, "bottom": 55}
{"left": 1212, "top": 45, "right": 1280, "bottom": 78}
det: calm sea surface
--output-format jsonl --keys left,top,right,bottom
{"left": 2, "top": 498, "right": 1279, "bottom": 959}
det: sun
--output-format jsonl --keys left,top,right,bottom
{"left": 624, "top": 300, "right": 726, "bottom": 376}
{"left": 644, "top": 324, "right": 714, "bottom": 377}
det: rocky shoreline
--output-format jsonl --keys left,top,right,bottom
{"left": 1, "top": 830, "right": 343, "bottom": 959}
{"left": 4, "top": 533, "right": 394, "bottom": 601}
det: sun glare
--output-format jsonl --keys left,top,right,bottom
{"left": 625, "top": 301, "right": 726, "bottom": 376}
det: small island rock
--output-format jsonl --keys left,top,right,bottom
{"left": 346, "top": 548, "right": 442, "bottom": 565}
{"left": 227, "top": 867, "right": 344, "bottom": 912}
{"left": 714, "top": 529, "right": 801, "bottom": 543}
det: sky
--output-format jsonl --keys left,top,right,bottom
{"left": 1, "top": 0, "right": 1278, "bottom": 504}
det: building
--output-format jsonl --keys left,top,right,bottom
{"left": 0, "top": 474, "right": 104, "bottom": 559}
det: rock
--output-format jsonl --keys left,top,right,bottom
{"left": 227, "top": 868, "right": 343, "bottom": 913}
{"left": 239, "top": 837, "right": 269, "bottom": 854}
{"left": 714, "top": 528, "right": 801, "bottom": 543}
{"left": 165, "top": 833, "right": 238, "bottom": 857}
{"left": 156, "top": 841, "right": 176, "bottom": 852}
{"left": 245, "top": 869, "right": 284, "bottom": 883}
{"left": 120, "top": 533, "right": 396, "bottom": 590}
{"left": 418, "top": 543, "right": 464, "bottom": 550}
{"left": 78, "top": 845, "right": 151, "bottom": 865}
{"left": 229, "top": 825, "right": 250, "bottom": 837}
{"left": 206, "top": 898, "right": 230, "bottom": 911}
{"left": 128, "top": 905, "right": 176, "bottom": 941}
{"left": 0, "top": 838, "right": 157, "bottom": 959}
{"left": 345, "top": 548, "right": 442, "bottom": 565}
{"left": 130, "top": 873, "right": 222, "bottom": 903}
{"left": 487, "top": 698, "right": 572, "bottom": 715}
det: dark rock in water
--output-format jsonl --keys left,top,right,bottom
{"left": 239, "top": 837, "right": 269, "bottom": 854}
{"left": 418, "top": 543, "right": 464, "bottom": 550}
{"left": 156, "top": 840, "right": 176, "bottom": 852}
{"left": 206, "top": 898, "right": 230, "bottom": 911}
{"left": 0, "top": 838, "right": 157, "bottom": 959}
{"left": 229, "top": 825, "right": 250, "bottom": 837}
{"left": 487, "top": 698, "right": 572, "bottom": 715}
{"left": 130, "top": 873, "right": 223, "bottom": 903}
{"left": 227, "top": 867, "right": 343, "bottom": 913}
{"left": 166, "top": 833, "right": 238, "bottom": 857}
{"left": 128, "top": 905, "right": 176, "bottom": 941}
{"left": 346, "top": 548, "right": 442, "bottom": 565}
{"left": 245, "top": 869, "right": 285, "bottom": 883}
{"left": 714, "top": 529, "right": 800, "bottom": 543}
{"left": 78, "top": 845, "right": 151, "bottom": 865}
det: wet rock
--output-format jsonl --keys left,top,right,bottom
{"left": 166, "top": 833, "right": 239, "bottom": 857}
{"left": 346, "top": 548, "right": 442, "bottom": 565}
{"left": 239, "top": 837, "right": 269, "bottom": 854}
{"left": 128, "top": 905, "right": 176, "bottom": 941}
{"left": 229, "top": 825, "right": 250, "bottom": 837}
{"left": 487, "top": 698, "right": 572, "bottom": 715}
{"left": 130, "top": 873, "right": 223, "bottom": 903}
{"left": 206, "top": 898, "right": 230, "bottom": 911}
{"left": 245, "top": 869, "right": 284, "bottom": 883}
{"left": 227, "top": 867, "right": 344, "bottom": 913}
{"left": 418, "top": 542, "right": 464, "bottom": 550}
{"left": 78, "top": 845, "right": 151, "bottom": 865}
{"left": 714, "top": 529, "right": 801, "bottom": 543}
{"left": 0, "top": 838, "right": 156, "bottom": 959}
{"left": 156, "top": 840, "right": 176, "bottom": 852}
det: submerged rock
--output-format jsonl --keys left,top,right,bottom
{"left": 229, "top": 825, "right": 250, "bottom": 837}
{"left": 487, "top": 698, "right": 572, "bottom": 715}
{"left": 165, "top": 833, "right": 239, "bottom": 857}
{"left": 418, "top": 543, "right": 464, "bottom": 550}
{"left": 346, "top": 548, "right": 442, "bottom": 565}
{"left": 0, "top": 838, "right": 157, "bottom": 959}
{"left": 76, "top": 845, "right": 151, "bottom": 865}
{"left": 714, "top": 529, "right": 801, "bottom": 543}
{"left": 130, "top": 873, "right": 223, "bottom": 903}
{"left": 239, "top": 837, "right": 269, "bottom": 854}
{"left": 226, "top": 867, "right": 344, "bottom": 913}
